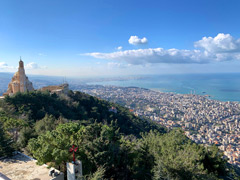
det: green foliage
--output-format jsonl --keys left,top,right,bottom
{"left": 74, "top": 122, "right": 132, "bottom": 179}
{"left": 85, "top": 166, "right": 106, "bottom": 180}
{"left": 202, "top": 145, "right": 227, "bottom": 176}
{"left": 136, "top": 129, "right": 227, "bottom": 180}
{"left": 2, "top": 91, "right": 166, "bottom": 137}
{"left": 28, "top": 122, "right": 80, "bottom": 167}
{"left": 35, "top": 114, "right": 57, "bottom": 135}
{"left": 28, "top": 122, "right": 132, "bottom": 179}
{"left": 4, "top": 91, "right": 75, "bottom": 120}
{"left": 0, "top": 91, "right": 236, "bottom": 179}
{"left": 68, "top": 91, "right": 166, "bottom": 136}
{"left": 28, "top": 122, "right": 229, "bottom": 180}
{"left": 18, "top": 126, "right": 37, "bottom": 148}
{"left": 0, "top": 122, "right": 14, "bottom": 157}
{"left": 0, "top": 116, "right": 27, "bottom": 141}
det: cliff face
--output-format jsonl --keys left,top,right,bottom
{"left": 3, "top": 60, "right": 34, "bottom": 96}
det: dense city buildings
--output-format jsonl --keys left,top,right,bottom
{"left": 77, "top": 85, "right": 240, "bottom": 167}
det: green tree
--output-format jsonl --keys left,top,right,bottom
{"left": 28, "top": 122, "right": 133, "bottom": 179}
{"left": 2, "top": 117, "right": 26, "bottom": 141}
{"left": 1, "top": 91, "right": 234, "bottom": 179}
{"left": 28, "top": 122, "right": 81, "bottom": 173}
{"left": 18, "top": 126, "right": 37, "bottom": 148}
{"left": 0, "top": 122, "right": 14, "bottom": 157}
{"left": 137, "top": 129, "right": 227, "bottom": 180}
{"left": 35, "top": 114, "right": 57, "bottom": 135}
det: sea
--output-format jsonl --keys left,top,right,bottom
{"left": 88, "top": 73, "right": 240, "bottom": 102}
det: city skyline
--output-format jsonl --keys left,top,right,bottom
{"left": 1, "top": 0, "right": 240, "bottom": 77}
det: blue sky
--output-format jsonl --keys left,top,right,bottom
{"left": 1, "top": 0, "right": 240, "bottom": 77}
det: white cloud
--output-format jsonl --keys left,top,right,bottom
{"left": 116, "top": 46, "right": 123, "bottom": 50}
{"left": 0, "top": 62, "right": 9, "bottom": 69}
{"left": 85, "top": 33, "right": 240, "bottom": 65}
{"left": 128, "top": 36, "right": 148, "bottom": 45}
{"left": 194, "top": 33, "right": 240, "bottom": 53}
{"left": 26, "top": 62, "right": 39, "bottom": 69}
{"left": 0, "top": 62, "right": 15, "bottom": 69}
{"left": 107, "top": 62, "right": 131, "bottom": 68}
{"left": 86, "top": 48, "right": 211, "bottom": 65}
{"left": 25, "top": 62, "right": 47, "bottom": 70}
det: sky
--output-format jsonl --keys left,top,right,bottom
{"left": 1, "top": 0, "right": 240, "bottom": 77}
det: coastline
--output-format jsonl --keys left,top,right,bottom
{"left": 86, "top": 73, "right": 240, "bottom": 102}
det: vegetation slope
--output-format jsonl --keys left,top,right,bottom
{"left": 0, "top": 90, "right": 238, "bottom": 180}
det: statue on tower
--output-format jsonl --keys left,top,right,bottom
{"left": 3, "top": 58, "right": 34, "bottom": 96}
{"left": 19, "top": 58, "right": 24, "bottom": 68}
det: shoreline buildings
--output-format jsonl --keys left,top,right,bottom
{"left": 78, "top": 85, "right": 240, "bottom": 167}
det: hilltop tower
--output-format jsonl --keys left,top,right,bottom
{"left": 3, "top": 58, "right": 34, "bottom": 96}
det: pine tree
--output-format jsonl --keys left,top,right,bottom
{"left": 0, "top": 122, "right": 14, "bottom": 157}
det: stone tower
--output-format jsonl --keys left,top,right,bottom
{"left": 3, "top": 58, "right": 34, "bottom": 96}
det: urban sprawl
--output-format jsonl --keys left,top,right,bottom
{"left": 77, "top": 85, "right": 240, "bottom": 167}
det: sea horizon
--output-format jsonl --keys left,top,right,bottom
{"left": 87, "top": 73, "right": 240, "bottom": 102}
{"left": 1, "top": 72, "right": 240, "bottom": 102}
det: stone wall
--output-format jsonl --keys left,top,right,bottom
{"left": 40, "top": 83, "right": 69, "bottom": 95}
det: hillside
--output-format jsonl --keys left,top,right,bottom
{"left": 0, "top": 90, "right": 238, "bottom": 180}
{"left": 1, "top": 90, "right": 165, "bottom": 136}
